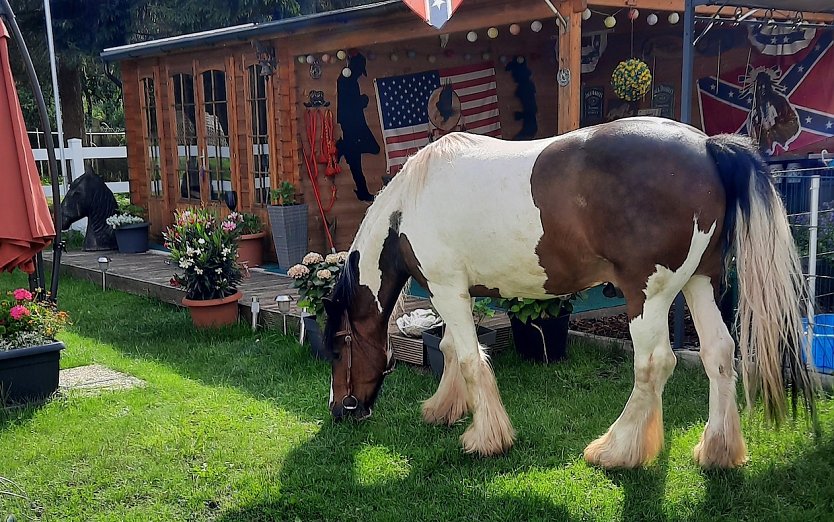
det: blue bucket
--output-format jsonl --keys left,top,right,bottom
{"left": 802, "top": 314, "right": 834, "bottom": 374}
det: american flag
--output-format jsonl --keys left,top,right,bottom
{"left": 374, "top": 62, "right": 501, "bottom": 175}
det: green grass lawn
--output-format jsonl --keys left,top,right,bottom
{"left": 1, "top": 274, "right": 834, "bottom": 521}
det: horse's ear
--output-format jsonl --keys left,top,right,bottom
{"left": 323, "top": 296, "right": 338, "bottom": 316}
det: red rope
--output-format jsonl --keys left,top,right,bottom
{"left": 303, "top": 108, "right": 336, "bottom": 251}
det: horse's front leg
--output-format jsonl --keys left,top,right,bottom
{"left": 422, "top": 330, "right": 470, "bottom": 425}
{"left": 430, "top": 287, "right": 515, "bottom": 456}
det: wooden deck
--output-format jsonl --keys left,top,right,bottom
{"left": 45, "top": 250, "right": 513, "bottom": 365}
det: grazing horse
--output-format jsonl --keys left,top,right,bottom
{"left": 323, "top": 117, "right": 815, "bottom": 469}
{"left": 60, "top": 170, "right": 118, "bottom": 251}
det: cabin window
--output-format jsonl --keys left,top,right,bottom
{"left": 247, "top": 66, "right": 270, "bottom": 205}
{"left": 172, "top": 73, "right": 199, "bottom": 200}
{"left": 201, "top": 70, "right": 231, "bottom": 202}
{"left": 140, "top": 77, "right": 162, "bottom": 197}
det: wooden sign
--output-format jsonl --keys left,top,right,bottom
{"left": 402, "top": 0, "right": 464, "bottom": 30}
{"left": 582, "top": 85, "right": 605, "bottom": 126}
{"left": 652, "top": 84, "right": 675, "bottom": 119}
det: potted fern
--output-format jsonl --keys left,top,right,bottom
{"left": 497, "top": 295, "right": 578, "bottom": 364}
{"left": 267, "top": 181, "right": 308, "bottom": 269}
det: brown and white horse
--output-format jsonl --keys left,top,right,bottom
{"left": 323, "top": 117, "right": 815, "bottom": 469}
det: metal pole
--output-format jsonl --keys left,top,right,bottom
{"left": 43, "top": 0, "right": 68, "bottom": 193}
{"left": 673, "top": 0, "right": 698, "bottom": 349}
{"left": 808, "top": 175, "right": 820, "bottom": 320}
{"left": 0, "top": 0, "right": 64, "bottom": 301}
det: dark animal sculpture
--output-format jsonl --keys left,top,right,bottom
{"left": 322, "top": 117, "right": 817, "bottom": 470}
{"left": 505, "top": 58, "right": 538, "bottom": 140}
{"left": 435, "top": 82, "right": 456, "bottom": 124}
{"left": 335, "top": 52, "right": 381, "bottom": 202}
{"left": 60, "top": 169, "right": 118, "bottom": 251}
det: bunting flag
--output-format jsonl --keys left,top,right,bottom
{"left": 375, "top": 63, "right": 500, "bottom": 175}
{"left": 698, "top": 30, "right": 834, "bottom": 156}
{"left": 748, "top": 25, "right": 817, "bottom": 56}
{"left": 402, "top": 0, "right": 465, "bottom": 30}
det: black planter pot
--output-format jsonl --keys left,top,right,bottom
{"left": 510, "top": 314, "right": 570, "bottom": 364}
{"left": 0, "top": 341, "right": 64, "bottom": 405}
{"left": 114, "top": 222, "right": 150, "bottom": 253}
{"left": 302, "top": 315, "right": 328, "bottom": 360}
{"left": 422, "top": 325, "right": 497, "bottom": 378}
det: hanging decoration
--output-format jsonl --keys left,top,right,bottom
{"left": 335, "top": 52, "right": 380, "bottom": 202}
{"left": 668, "top": 13, "right": 680, "bottom": 24}
{"left": 530, "top": 20, "right": 543, "bottom": 32}
{"left": 487, "top": 27, "right": 499, "bottom": 39}
{"left": 582, "top": 9, "right": 591, "bottom": 21}
{"left": 506, "top": 57, "right": 538, "bottom": 140}
{"left": 402, "top": 0, "right": 464, "bottom": 30}
{"left": 748, "top": 24, "right": 817, "bottom": 56}
{"left": 467, "top": 31, "right": 478, "bottom": 42}
{"left": 647, "top": 13, "right": 658, "bottom": 26}
{"left": 604, "top": 16, "right": 617, "bottom": 28}
{"left": 611, "top": 59, "right": 652, "bottom": 101}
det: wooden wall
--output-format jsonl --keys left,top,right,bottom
{"left": 290, "top": 25, "right": 563, "bottom": 252}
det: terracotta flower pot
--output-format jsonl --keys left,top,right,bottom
{"left": 237, "top": 232, "right": 265, "bottom": 268}
{"left": 182, "top": 291, "right": 242, "bottom": 328}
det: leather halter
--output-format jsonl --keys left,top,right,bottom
{"left": 334, "top": 311, "right": 395, "bottom": 411}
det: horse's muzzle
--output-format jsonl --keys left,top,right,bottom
{"left": 331, "top": 401, "right": 372, "bottom": 422}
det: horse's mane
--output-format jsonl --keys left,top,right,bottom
{"left": 323, "top": 132, "right": 486, "bottom": 357}
{"left": 84, "top": 174, "right": 118, "bottom": 227}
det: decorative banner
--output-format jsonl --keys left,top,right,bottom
{"left": 581, "top": 85, "right": 605, "bottom": 125}
{"left": 374, "top": 63, "right": 501, "bottom": 175}
{"left": 652, "top": 84, "right": 675, "bottom": 119}
{"left": 748, "top": 25, "right": 817, "bottom": 56}
{"left": 698, "top": 31, "right": 834, "bottom": 156}
{"left": 402, "top": 0, "right": 464, "bottom": 30}
{"left": 581, "top": 31, "right": 608, "bottom": 74}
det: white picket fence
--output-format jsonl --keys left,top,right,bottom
{"left": 35, "top": 137, "right": 129, "bottom": 233}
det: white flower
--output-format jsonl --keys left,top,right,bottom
{"left": 302, "top": 252, "right": 324, "bottom": 265}
{"left": 325, "top": 253, "right": 341, "bottom": 264}
{"left": 316, "top": 269, "right": 333, "bottom": 280}
{"left": 216, "top": 267, "right": 223, "bottom": 274}
{"left": 106, "top": 213, "right": 144, "bottom": 229}
{"left": 179, "top": 260, "right": 191, "bottom": 269}
{"left": 196, "top": 268, "right": 203, "bottom": 275}
{"left": 198, "top": 238, "right": 206, "bottom": 245}
{"left": 222, "top": 247, "right": 231, "bottom": 256}
{"left": 287, "top": 264, "right": 310, "bottom": 279}
{"left": 336, "top": 251, "right": 349, "bottom": 263}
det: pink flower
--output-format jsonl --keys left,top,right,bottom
{"left": 13, "top": 288, "right": 33, "bottom": 301}
{"left": 10, "top": 305, "right": 30, "bottom": 320}
{"left": 222, "top": 221, "right": 237, "bottom": 232}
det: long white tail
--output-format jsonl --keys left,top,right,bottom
{"left": 707, "top": 135, "right": 817, "bottom": 424}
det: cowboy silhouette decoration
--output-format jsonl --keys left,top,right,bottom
{"left": 336, "top": 52, "right": 380, "bottom": 202}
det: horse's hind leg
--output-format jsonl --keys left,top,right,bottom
{"left": 422, "top": 331, "right": 470, "bottom": 425}
{"left": 683, "top": 275, "right": 747, "bottom": 468}
{"left": 584, "top": 280, "right": 678, "bottom": 468}
{"left": 430, "top": 286, "right": 515, "bottom": 456}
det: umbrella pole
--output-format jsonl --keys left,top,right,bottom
{"left": 0, "top": 0, "right": 63, "bottom": 302}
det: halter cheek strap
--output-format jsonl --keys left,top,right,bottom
{"left": 335, "top": 311, "right": 396, "bottom": 411}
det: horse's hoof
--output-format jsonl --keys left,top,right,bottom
{"left": 693, "top": 431, "right": 747, "bottom": 469}
{"left": 460, "top": 422, "right": 514, "bottom": 457}
{"left": 583, "top": 431, "right": 657, "bottom": 469}
{"left": 421, "top": 400, "right": 466, "bottom": 426}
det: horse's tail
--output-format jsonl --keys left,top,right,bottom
{"left": 706, "top": 134, "right": 817, "bottom": 425}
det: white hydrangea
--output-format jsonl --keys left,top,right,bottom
{"left": 316, "top": 269, "right": 333, "bottom": 280}
{"left": 336, "top": 251, "right": 349, "bottom": 262}
{"left": 287, "top": 264, "right": 310, "bottom": 279}
{"left": 325, "top": 253, "right": 341, "bottom": 264}
{"left": 303, "top": 252, "right": 324, "bottom": 265}
{"left": 106, "top": 213, "right": 144, "bottom": 229}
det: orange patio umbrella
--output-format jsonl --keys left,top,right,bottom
{"left": 0, "top": 20, "right": 55, "bottom": 274}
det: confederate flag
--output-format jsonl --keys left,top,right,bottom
{"left": 697, "top": 29, "right": 834, "bottom": 156}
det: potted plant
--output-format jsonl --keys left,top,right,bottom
{"left": 235, "top": 212, "right": 266, "bottom": 268}
{"left": 106, "top": 197, "right": 149, "bottom": 253}
{"left": 422, "top": 298, "right": 497, "bottom": 378}
{"left": 287, "top": 251, "right": 348, "bottom": 359}
{"left": 0, "top": 288, "right": 70, "bottom": 404}
{"left": 164, "top": 208, "right": 244, "bottom": 328}
{"left": 267, "top": 181, "right": 308, "bottom": 269}
{"left": 497, "top": 295, "right": 578, "bottom": 364}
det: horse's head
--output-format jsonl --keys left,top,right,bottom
{"left": 323, "top": 251, "right": 395, "bottom": 421}
{"left": 60, "top": 170, "right": 117, "bottom": 230}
